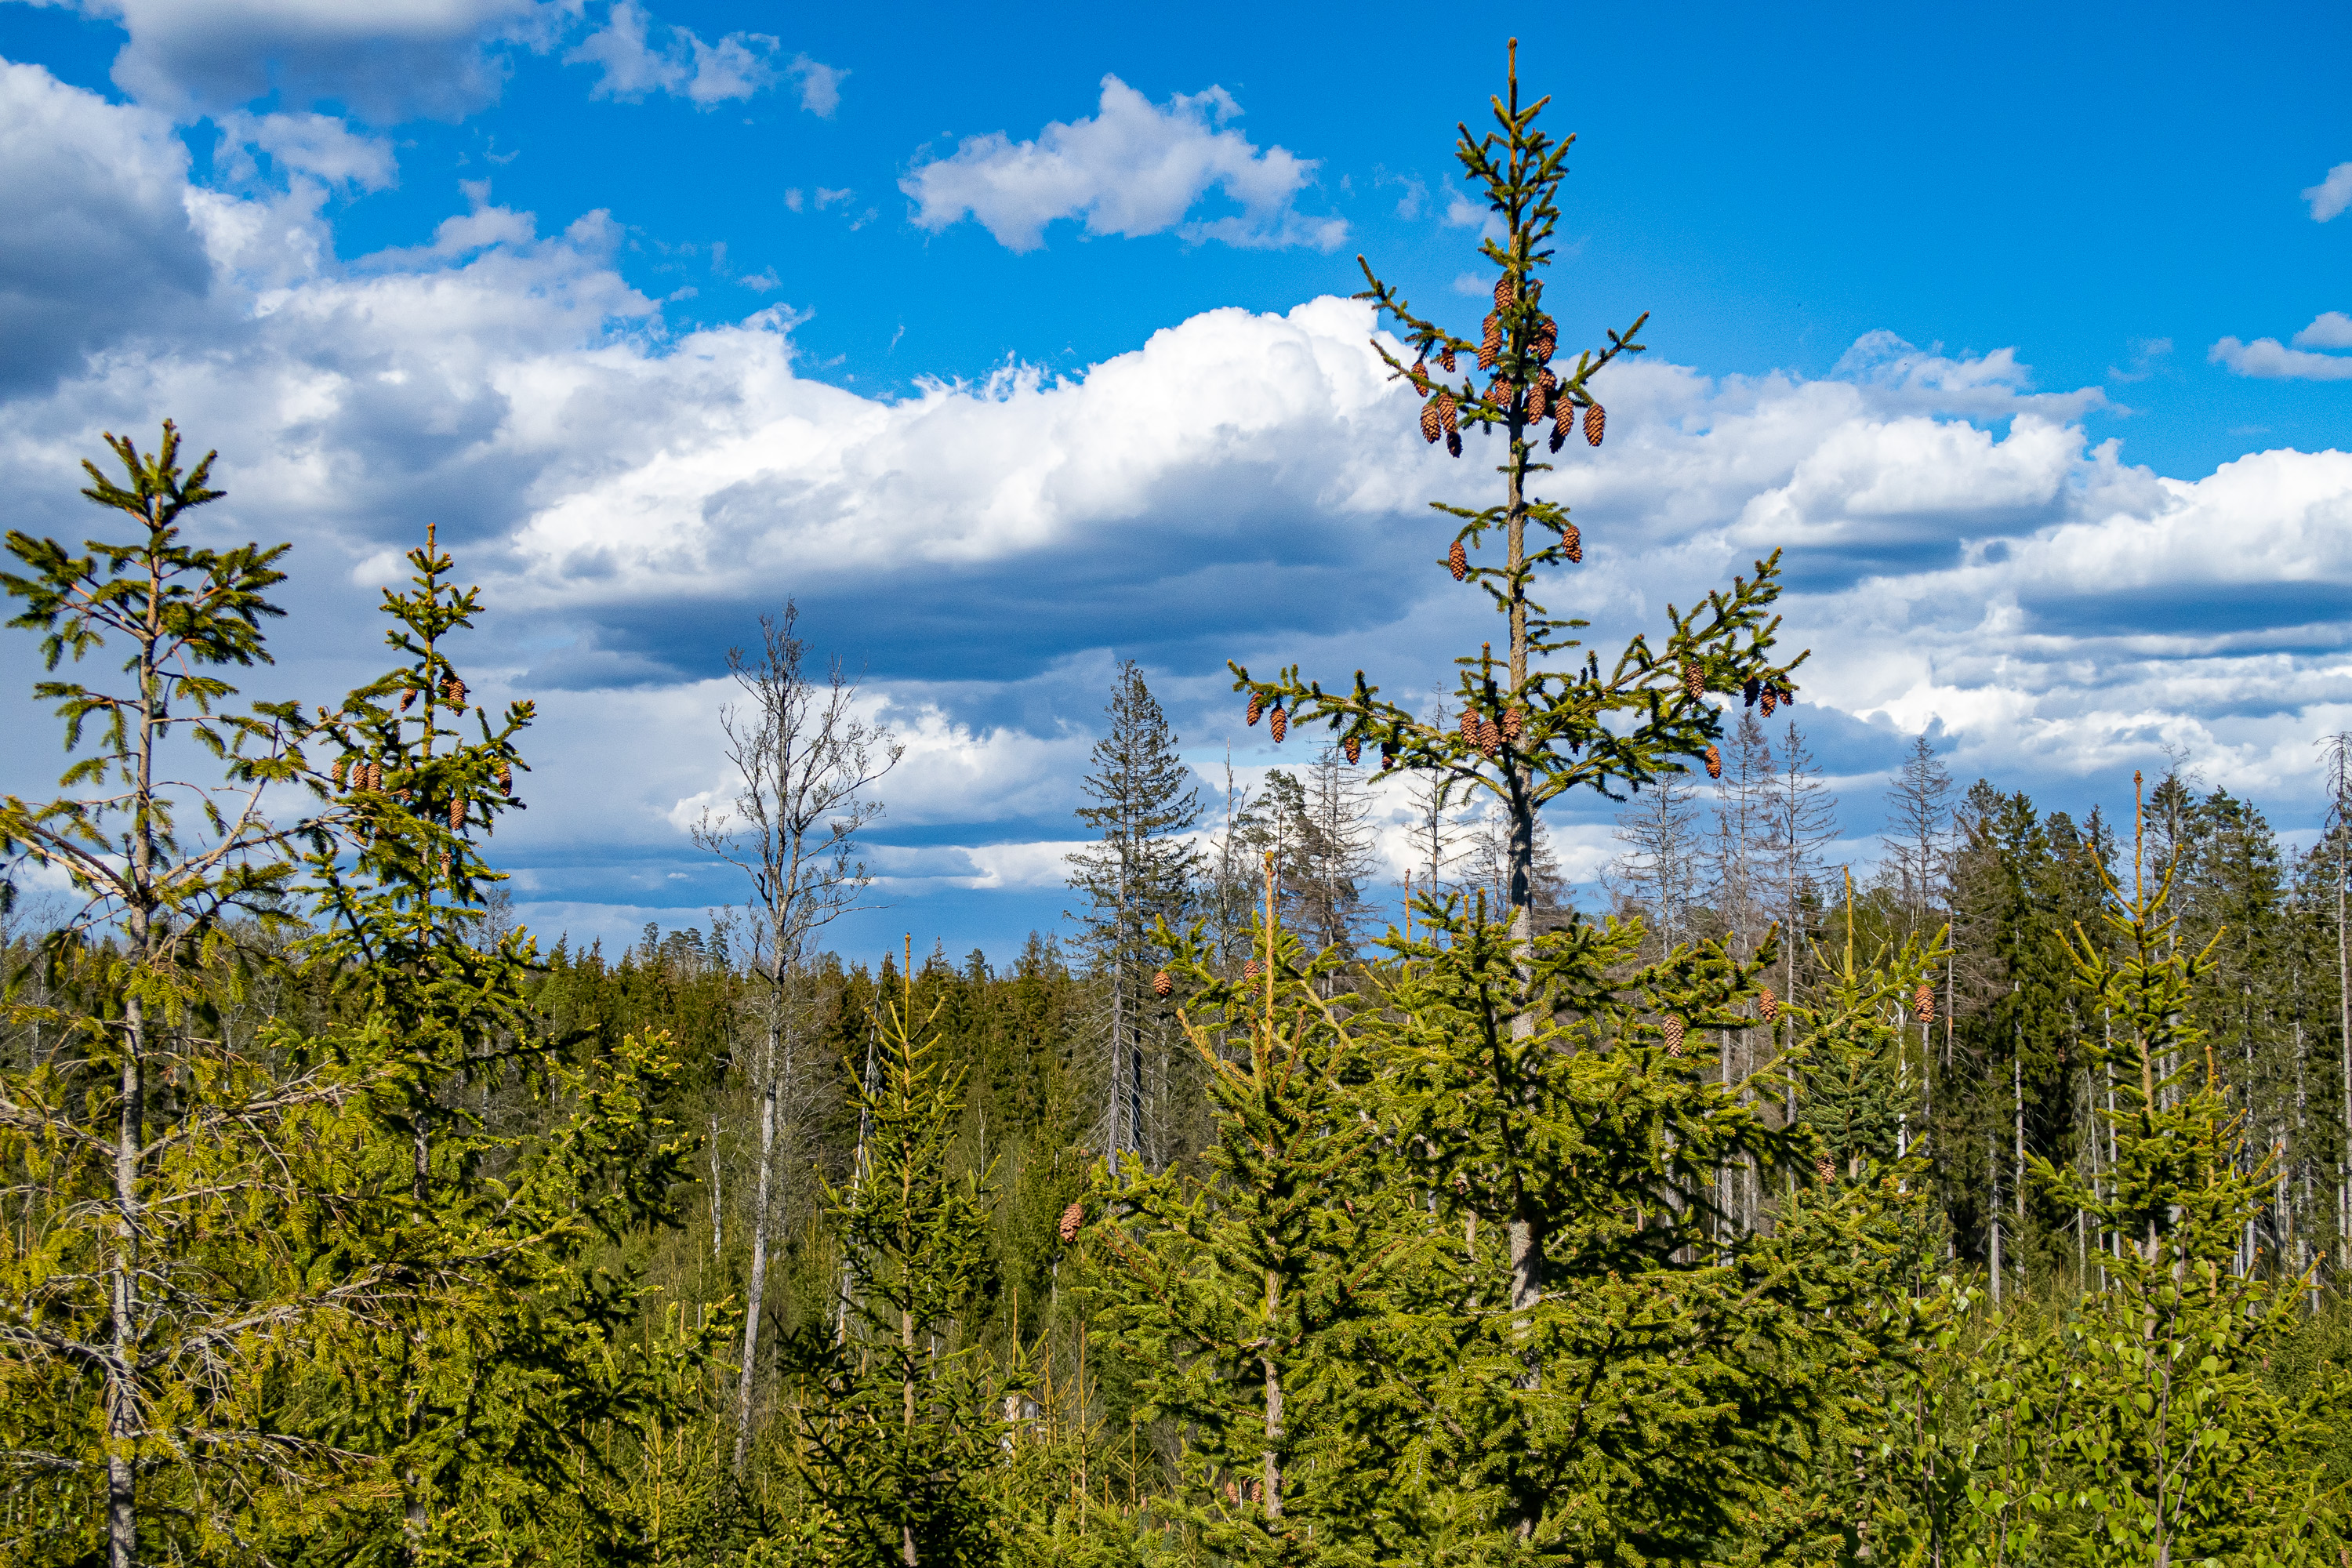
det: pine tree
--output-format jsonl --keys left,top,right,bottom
{"left": 1067, "top": 662, "right": 1200, "bottom": 1171}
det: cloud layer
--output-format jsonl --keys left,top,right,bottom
{"left": 902, "top": 75, "right": 1345, "bottom": 252}
{"left": 5, "top": 62, "right": 2350, "bottom": 953}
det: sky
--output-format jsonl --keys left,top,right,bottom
{"left": 2, "top": 0, "right": 2350, "bottom": 967}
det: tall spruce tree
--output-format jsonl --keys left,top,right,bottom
{"left": 1066, "top": 662, "right": 1200, "bottom": 1171}
{"left": 1230, "top": 41, "right": 1801, "bottom": 1094}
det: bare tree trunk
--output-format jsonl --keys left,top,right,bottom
{"left": 733, "top": 998, "right": 785, "bottom": 1475}
{"left": 1261, "top": 1269, "right": 1283, "bottom": 1519}
{"left": 107, "top": 992, "right": 143, "bottom": 1568}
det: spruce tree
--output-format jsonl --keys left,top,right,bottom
{"left": 1231, "top": 42, "right": 1801, "bottom": 1040}
{"left": 1066, "top": 662, "right": 1200, "bottom": 1171}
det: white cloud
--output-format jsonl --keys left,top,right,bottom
{"left": 563, "top": 1, "right": 796, "bottom": 109}
{"left": 900, "top": 75, "right": 1346, "bottom": 252}
{"left": 2305, "top": 162, "right": 2352, "bottom": 222}
{"left": 787, "top": 53, "right": 843, "bottom": 117}
{"left": 2209, "top": 334, "right": 2352, "bottom": 381}
{"left": 10, "top": 65, "right": 2352, "bottom": 950}
{"left": 2294, "top": 310, "right": 2352, "bottom": 350}
{"left": 216, "top": 110, "right": 397, "bottom": 191}
{"left": 56, "top": 0, "right": 561, "bottom": 122}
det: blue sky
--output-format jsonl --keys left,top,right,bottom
{"left": 4, "top": 0, "right": 2350, "bottom": 965}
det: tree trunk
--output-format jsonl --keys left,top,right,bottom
{"left": 107, "top": 993, "right": 143, "bottom": 1568}
{"left": 732, "top": 997, "right": 783, "bottom": 1475}
{"left": 1261, "top": 1269, "right": 1283, "bottom": 1519}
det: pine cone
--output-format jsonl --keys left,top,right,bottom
{"left": 443, "top": 676, "right": 468, "bottom": 706}
{"left": 1915, "top": 983, "right": 1936, "bottom": 1025}
{"left": 1779, "top": 684, "right": 1797, "bottom": 707}
{"left": 1479, "top": 719, "right": 1503, "bottom": 757}
{"left": 399, "top": 688, "right": 416, "bottom": 712}
{"left": 1682, "top": 662, "right": 1704, "bottom": 701}
{"left": 1743, "top": 677, "right": 1761, "bottom": 708}
{"left": 1816, "top": 1153, "right": 1836, "bottom": 1185}
{"left": 1420, "top": 400, "right": 1442, "bottom": 443}
{"left": 1760, "top": 688, "right": 1778, "bottom": 717}
{"left": 1459, "top": 710, "right": 1480, "bottom": 743}
{"left": 332, "top": 756, "right": 350, "bottom": 789}
{"left": 1247, "top": 693, "right": 1264, "bottom": 727}
{"left": 1486, "top": 375, "right": 1511, "bottom": 408}
{"left": 439, "top": 850, "right": 451, "bottom": 877}
{"left": 1584, "top": 401, "right": 1606, "bottom": 447}
{"left": 448, "top": 794, "right": 465, "bottom": 831}
{"left": 1663, "top": 1015, "right": 1686, "bottom": 1057}
{"left": 1058, "top": 1200, "right": 1084, "bottom": 1244}
{"left": 1449, "top": 539, "right": 1468, "bottom": 581}
{"left": 1243, "top": 959, "right": 1260, "bottom": 980}
{"left": 1502, "top": 706, "right": 1523, "bottom": 742}
{"left": 1438, "top": 347, "right": 1457, "bottom": 372}
{"left": 1548, "top": 419, "right": 1567, "bottom": 454}
{"left": 1379, "top": 743, "right": 1397, "bottom": 771}
{"left": 1530, "top": 319, "right": 1557, "bottom": 361}
{"left": 1436, "top": 390, "right": 1458, "bottom": 434}
{"left": 1343, "top": 735, "right": 1362, "bottom": 765}
{"left": 1561, "top": 521, "right": 1582, "bottom": 563}
{"left": 366, "top": 760, "right": 384, "bottom": 791}
{"left": 1153, "top": 969, "right": 1174, "bottom": 998}
{"left": 1493, "top": 275, "right": 1516, "bottom": 310}
{"left": 1446, "top": 430, "right": 1462, "bottom": 458}
{"left": 1759, "top": 986, "right": 1778, "bottom": 1023}
{"left": 1410, "top": 358, "right": 1429, "bottom": 394}
{"left": 495, "top": 760, "right": 513, "bottom": 793}
{"left": 1479, "top": 314, "right": 1501, "bottom": 369}
{"left": 1529, "top": 369, "right": 1555, "bottom": 422}
{"left": 1269, "top": 706, "right": 1287, "bottom": 744}
{"left": 1705, "top": 745, "right": 1722, "bottom": 780}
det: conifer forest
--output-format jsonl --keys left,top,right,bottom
{"left": 10, "top": 49, "right": 2352, "bottom": 1568}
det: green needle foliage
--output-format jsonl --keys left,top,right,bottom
{"left": 1230, "top": 42, "right": 1800, "bottom": 975}
{"left": 784, "top": 957, "right": 1000, "bottom": 1568}
{"left": 1087, "top": 862, "right": 1418, "bottom": 1568}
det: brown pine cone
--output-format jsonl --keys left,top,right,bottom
{"left": 1479, "top": 314, "right": 1501, "bottom": 369}
{"left": 1779, "top": 685, "right": 1797, "bottom": 707}
{"left": 1530, "top": 319, "right": 1557, "bottom": 361}
{"left": 443, "top": 676, "right": 468, "bottom": 706}
{"left": 495, "top": 760, "right": 513, "bottom": 793}
{"left": 1527, "top": 379, "right": 1549, "bottom": 423}
{"left": 1058, "top": 1200, "right": 1085, "bottom": 1244}
{"left": 1458, "top": 710, "right": 1479, "bottom": 742}
{"left": 1584, "top": 401, "right": 1606, "bottom": 447}
{"left": 366, "top": 760, "right": 384, "bottom": 791}
{"left": 1153, "top": 969, "right": 1174, "bottom": 998}
{"left": 1379, "top": 743, "right": 1397, "bottom": 771}
{"left": 1502, "top": 706, "right": 1523, "bottom": 742}
{"left": 1343, "top": 735, "right": 1362, "bottom": 765}
{"left": 1436, "top": 390, "right": 1458, "bottom": 434}
{"left": 1816, "top": 1153, "right": 1836, "bottom": 1185}
{"left": 1494, "top": 275, "right": 1516, "bottom": 310}
{"left": 1247, "top": 693, "right": 1264, "bottom": 727}
{"left": 1561, "top": 521, "right": 1582, "bottom": 563}
{"left": 1486, "top": 376, "right": 1510, "bottom": 407}
{"left": 448, "top": 794, "right": 465, "bottom": 831}
{"left": 1743, "top": 677, "right": 1761, "bottom": 708}
{"left": 1243, "top": 959, "right": 1260, "bottom": 979}
{"left": 1682, "top": 662, "right": 1704, "bottom": 701}
{"left": 1419, "top": 400, "right": 1442, "bottom": 443}
{"left": 1269, "top": 706, "right": 1287, "bottom": 743}
{"left": 332, "top": 756, "right": 350, "bottom": 790}
{"left": 439, "top": 850, "right": 451, "bottom": 877}
{"left": 1705, "top": 745, "right": 1722, "bottom": 780}
{"left": 1446, "top": 430, "right": 1462, "bottom": 458}
{"left": 1438, "top": 346, "right": 1457, "bottom": 372}
{"left": 1477, "top": 719, "right": 1501, "bottom": 757}
{"left": 1410, "top": 358, "right": 1429, "bottom": 394}
{"left": 1759, "top": 986, "right": 1778, "bottom": 1023}
{"left": 1915, "top": 983, "right": 1936, "bottom": 1025}
{"left": 1663, "top": 1015, "right": 1686, "bottom": 1057}
{"left": 1548, "top": 419, "right": 1567, "bottom": 454}
{"left": 399, "top": 688, "right": 416, "bottom": 712}
{"left": 1448, "top": 539, "right": 1468, "bottom": 580}
{"left": 1760, "top": 688, "right": 1778, "bottom": 717}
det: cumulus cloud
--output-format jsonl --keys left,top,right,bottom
{"left": 9, "top": 65, "right": 2352, "bottom": 953}
{"left": 2306, "top": 162, "right": 2352, "bottom": 222}
{"left": 2209, "top": 332, "right": 2352, "bottom": 381}
{"left": 216, "top": 110, "right": 397, "bottom": 190}
{"left": 0, "top": 61, "right": 212, "bottom": 398}
{"left": 563, "top": 1, "right": 822, "bottom": 110}
{"left": 2295, "top": 311, "right": 2352, "bottom": 350}
{"left": 51, "top": 0, "right": 561, "bottom": 122}
{"left": 901, "top": 75, "right": 1346, "bottom": 252}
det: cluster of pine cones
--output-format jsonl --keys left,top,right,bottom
{"left": 1740, "top": 676, "right": 1798, "bottom": 716}
{"left": 1244, "top": 691, "right": 1288, "bottom": 743}
{"left": 1414, "top": 277, "right": 1603, "bottom": 457}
